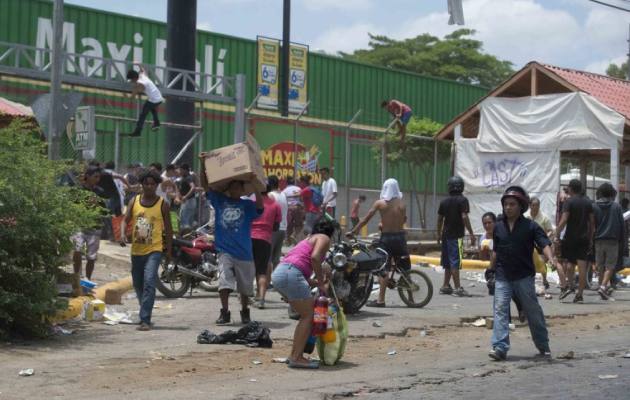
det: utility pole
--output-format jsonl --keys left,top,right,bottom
{"left": 48, "top": 0, "right": 64, "bottom": 160}
{"left": 280, "top": 0, "right": 291, "bottom": 117}
{"left": 627, "top": 23, "right": 630, "bottom": 80}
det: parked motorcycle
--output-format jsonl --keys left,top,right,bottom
{"left": 326, "top": 239, "right": 433, "bottom": 314}
{"left": 156, "top": 227, "right": 219, "bottom": 298}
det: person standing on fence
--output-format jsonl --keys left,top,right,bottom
{"left": 381, "top": 99, "right": 412, "bottom": 141}
{"left": 437, "top": 176, "right": 476, "bottom": 297}
{"left": 176, "top": 164, "right": 197, "bottom": 231}
{"left": 283, "top": 176, "right": 304, "bottom": 244}
{"left": 555, "top": 179, "right": 595, "bottom": 303}
{"left": 268, "top": 175, "right": 288, "bottom": 271}
{"left": 350, "top": 195, "right": 367, "bottom": 228}
{"left": 120, "top": 169, "right": 173, "bottom": 331}
{"left": 321, "top": 167, "right": 338, "bottom": 218}
{"left": 488, "top": 186, "right": 553, "bottom": 361}
{"left": 126, "top": 67, "right": 164, "bottom": 137}
{"left": 347, "top": 178, "right": 411, "bottom": 308}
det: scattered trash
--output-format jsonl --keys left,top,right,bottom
{"left": 50, "top": 325, "right": 74, "bottom": 335}
{"left": 387, "top": 350, "right": 397, "bottom": 356}
{"left": 372, "top": 321, "right": 383, "bottom": 328}
{"left": 252, "top": 360, "right": 262, "bottom": 365}
{"left": 420, "top": 330, "right": 427, "bottom": 337}
{"left": 544, "top": 294, "right": 553, "bottom": 300}
{"left": 103, "top": 307, "right": 139, "bottom": 325}
{"left": 508, "top": 323, "right": 515, "bottom": 331}
{"left": 557, "top": 351, "right": 574, "bottom": 360}
{"left": 103, "top": 320, "right": 118, "bottom": 326}
{"left": 594, "top": 325, "right": 601, "bottom": 330}
{"left": 125, "top": 293, "right": 137, "bottom": 300}
{"left": 249, "top": 379, "right": 258, "bottom": 382}
{"left": 472, "top": 318, "right": 486, "bottom": 327}
{"left": 197, "top": 321, "right": 273, "bottom": 348}
{"left": 272, "top": 357, "right": 288, "bottom": 363}
{"left": 154, "top": 303, "right": 173, "bottom": 310}
{"left": 623, "top": 352, "right": 630, "bottom": 359}
{"left": 18, "top": 369, "right": 34, "bottom": 377}
{"left": 598, "top": 375, "right": 618, "bottom": 380}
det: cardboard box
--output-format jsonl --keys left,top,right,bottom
{"left": 57, "top": 271, "right": 82, "bottom": 297}
{"left": 85, "top": 299, "right": 105, "bottom": 321}
{"left": 200, "top": 134, "right": 266, "bottom": 193}
{"left": 104, "top": 288, "right": 123, "bottom": 305}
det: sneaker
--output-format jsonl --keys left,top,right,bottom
{"left": 439, "top": 286, "right": 453, "bottom": 295}
{"left": 136, "top": 322, "right": 151, "bottom": 331}
{"left": 488, "top": 348, "right": 507, "bottom": 361}
{"left": 606, "top": 287, "right": 614, "bottom": 296}
{"left": 216, "top": 309, "right": 231, "bottom": 325}
{"left": 453, "top": 287, "right": 471, "bottom": 297}
{"left": 534, "top": 351, "right": 552, "bottom": 360}
{"left": 572, "top": 294, "right": 584, "bottom": 304}
{"left": 559, "top": 286, "right": 573, "bottom": 300}
{"left": 597, "top": 287, "right": 610, "bottom": 301}
{"left": 255, "top": 300, "right": 266, "bottom": 309}
{"left": 151, "top": 123, "right": 160, "bottom": 131}
{"left": 240, "top": 308, "right": 251, "bottom": 324}
{"left": 366, "top": 300, "right": 386, "bottom": 308}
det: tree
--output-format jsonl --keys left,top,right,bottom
{"left": 377, "top": 117, "right": 448, "bottom": 228}
{"left": 606, "top": 61, "right": 628, "bottom": 80}
{"left": 342, "top": 29, "right": 514, "bottom": 88}
{"left": 0, "top": 121, "right": 98, "bottom": 339}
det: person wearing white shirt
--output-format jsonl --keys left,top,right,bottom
{"left": 267, "top": 175, "right": 288, "bottom": 270}
{"left": 320, "top": 167, "right": 338, "bottom": 218}
{"left": 282, "top": 176, "right": 304, "bottom": 244}
{"left": 126, "top": 67, "right": 164, "bottom": 137}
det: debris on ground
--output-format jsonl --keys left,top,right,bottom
{"left": 598, "top": 374, "right": 618, "bottom": 380}
{"left": 197, "top": 321, "right": 273, "bottom": 348}
{"left": 420, "top": 330, "right": 427, "bottom": 337}
{"left": 103, "top": 307, "right": 139, "bottom": 325}
{"left": 472, "top": 318, "right": 486, "bottom": 327}
{"left": 508, "top": 323, "right": 515, "bottom": 331}
{"left": 50, "top": 325, "right": 74, "bottom": 335}
{"left": 557, "top": 351, "right": 574, "bottom": 360}
{"left": 623, "top": 352, "right": 630, "bottom": 358}
{"left": 372, "top": 321, "right": 383, "bottom": 328}
{"left": 18, "top": 369, "right": 34, "bottom": 377}
{"left": 544, "top": 294, "right": 553, "bottom": 300}
{"left": 387, "top": 350, "right": 397, "bottom": 356}
{"left": 252, "top": 360, "right": 262, "bottom": 365}
{"left": 272, "top": 357, "right": 288, "bottom": 363}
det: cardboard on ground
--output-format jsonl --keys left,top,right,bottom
{"left": 201, "top": 134, "right": 266, "bottom": 193}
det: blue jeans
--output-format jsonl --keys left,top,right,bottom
{"left": 491, "top": 276, "right": 550, "bottom": 354}
{"left": 179, "top": 197, "right": 197, "bottom": 229}
{"left": 131, "top": 252, "right": 162, "bottom": 324}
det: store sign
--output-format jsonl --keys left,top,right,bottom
{"left": 72, "top": 106, "right": 95, "bottom": 151}
{"left": 288, "top": 43, "right": 308, "bottom": 114}
{"left": 256, "top": 37, "right": 280, "bottom": 110}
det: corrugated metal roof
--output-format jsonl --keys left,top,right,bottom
{"left": 543, "top": 64, "right": 630, "bottom": 120}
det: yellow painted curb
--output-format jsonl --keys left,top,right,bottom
{"left": 411, "top": 255, "right": 489, "bottom": 270}
{"left": 51, "top": 277, "right": 133, "bottom": 324}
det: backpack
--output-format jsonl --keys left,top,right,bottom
{"left": 310, "top": 185, "right": 323, "bottom": 207}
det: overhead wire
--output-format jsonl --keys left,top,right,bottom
{"left": 587, "top": 0, "right": 630, "bottom": 12}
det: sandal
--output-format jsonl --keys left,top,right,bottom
{"left": 366, "top": 300, "right": 386, "bottom": 308}
{"left": 288, "top": 359, "right": 320, "bottom": 369}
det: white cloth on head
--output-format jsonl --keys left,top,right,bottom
{"left": 380, "top": 178, "right": 403, "bottom": 201}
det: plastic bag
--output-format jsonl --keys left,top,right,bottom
{"left": 316, "top": 304, "right": 348, "bottom": 365}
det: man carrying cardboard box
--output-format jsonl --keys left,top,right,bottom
{"left": 207, "top": 181, "right": 264, "bottom": 325}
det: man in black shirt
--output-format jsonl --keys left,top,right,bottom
{"left": 488, "top": 186, "right": 554, "bottom": 361}
{"left": 437, "top": 176, "right": 476, "bottom": 297}
{"left": 555, "top": 179, "right": 595, "bottom": 303}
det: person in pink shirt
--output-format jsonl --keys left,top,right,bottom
{"left": 381, "top": 99, "right": 413, "bottom": 140}
{"left": 251, "top": 186, "right": 282, "bottom": 309}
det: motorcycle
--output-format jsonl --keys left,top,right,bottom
{"left": 326, "top": 239, "right": 433, "bottom": 314}
{"left": 156, "top": 226, "right": 219, "bottom": 298}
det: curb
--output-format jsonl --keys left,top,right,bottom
{"left": 51, "top": 277, "right": 133, "bottom": 324}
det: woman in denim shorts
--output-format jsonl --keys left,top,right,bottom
{"left": 271, "top": 218, "right": 335, "bottom": 369}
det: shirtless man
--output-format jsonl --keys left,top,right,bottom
{"left": 346, "top": 178, "right": 410, "bottom": 307}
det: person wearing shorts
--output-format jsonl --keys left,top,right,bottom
{"left": 592, "top": 183, "right": 624, "bottom": 300}
{"left": 437, "top": 176, "right": 476, "bottom": 297}
{"left": 271, "top": 218, "right": 335, "bottom": 369}
{"left": 268, "top": 175, "right": 288, "bottom": 269}
{"left": 379, "top": 232, "right": 411, "bottom": 271}
{"left": 207, "top": 181, "right": 263, "bottom": 325}
{"left": 72, "top": 165, "right": 107, "bottom": 280}
{"left": 251, "top": 189, "right": 281, "bottom": 309}
{"left": 381, "top": 99, "right": 412, "bottom": 141}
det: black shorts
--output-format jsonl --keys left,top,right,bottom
{"left": 379, "top": 232, "right": 411, "bottom": 271}
{"left": 561, "top": 238, "right": 589, "bottom": 264}
{"left": 252, "top": 239, "right": 271, "bottom": 276}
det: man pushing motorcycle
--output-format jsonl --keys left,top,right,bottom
{"left": 346, "top": 178, "right": 411, "bottom": 307}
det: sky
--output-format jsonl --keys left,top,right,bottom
{"left": 65, "top": 0, "right": 630, "bottom": 74}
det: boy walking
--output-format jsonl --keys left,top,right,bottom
{"left": 488, "top": 186, "right": 554, "bottom": 361}
{"left": 207, "top": 181, "right": 263, "bottom": 325}
{"left": 437, "top": 176, "right": 476, "bottom": 296}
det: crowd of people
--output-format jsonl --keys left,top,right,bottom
{"left": 69, "top": 160, "right": 628, "bottom": 365}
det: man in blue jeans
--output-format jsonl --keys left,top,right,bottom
{"left": 488, "top": 185, "right": 554, "bottom": 361}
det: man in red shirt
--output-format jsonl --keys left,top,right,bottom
{"left": 299, "top": 175, "right": 320, "bottom": 235}
{"left": 381, "top": 99, "right": 413, "bottom": 140}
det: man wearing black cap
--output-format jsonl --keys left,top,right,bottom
{"left": 488, "top": 186, "right": 554, "bottom": 361}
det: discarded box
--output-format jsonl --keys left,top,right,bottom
{"left": 200, "top": 134, "right": 266, "bottom": 193}
{"left": 104, "top": 288, "right": 123, "bottom": 305}
{"left": 57, "top": 271, "right": 81, "bottom": 297}
{"left": 85, "top": 299, "right": 106, "bottom": 321}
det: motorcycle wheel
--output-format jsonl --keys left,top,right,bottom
{"left": 341, "top": 274, "right": 374, "bottom": 314}
{"left": 156, "top": 260, "right": 191, "bottom": 298}
{"left": 397, "top": 269, "right": 433, "bottom": 308}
